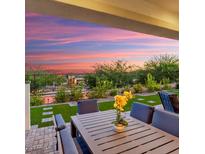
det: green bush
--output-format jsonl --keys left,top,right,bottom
{"left": 87, "top": 90, "right": 97, "bottom": 99}
{"left": 70, "top": 84, "right": 83, "bottom": 101}
{"left": 136, "top": 55, "right": 179, "bottom": 84}
{"left": 161, "top": 78, "right": 171, "bottom": 90}
{"left": 146, "top": 73, "right": 161, "bottom": 92}
{"left": 89, "top": 79, "right": 113, "bottom": 98}
{"left": 133, "top": 83, "right": 143, "bottom": 93}
{"left": 31, "top": 94, "right": 43, "bottom": 106}
{"left": 109, "top": 89, "right": 118, "bottom": 96}
{"left": 55, "top": 87, "right": 69, "bottom": 103}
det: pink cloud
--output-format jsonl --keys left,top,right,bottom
{"left": 26, "top": 50, "right": 177, "bottom": 63}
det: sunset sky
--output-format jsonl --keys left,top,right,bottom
{"left": 26, "top": 12, "right": 179, "bottom": 74}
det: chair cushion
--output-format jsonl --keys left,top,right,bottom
{"left": 60, "top": 128, "right": 78, "bottom": 154}
{"left": 152, "top": 109, "right": 179, "bottom": 137}
{"left": 54, "top": 114, "right": 66, "bottom": 131}
{"left": 77, "top": 99, "right": 99, "bottom": 115}
{"left": 130, "top": 102, "right": 154, "bottom": 124}
{"left": 169, "top": 94, "right": 179, "bottom": 113}
{"left": 158, "top": 91, "right": 175, "bottom": 113}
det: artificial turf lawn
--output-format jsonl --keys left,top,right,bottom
{"left": 31, "top": 89, "right": 179, "bottom": 127}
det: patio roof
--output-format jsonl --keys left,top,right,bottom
{"left": 26, "top": 0, "right": 178, "bottom": 39}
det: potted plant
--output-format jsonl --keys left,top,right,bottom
{"left": 112, "top": 91, "right": 133, "bottom": 132}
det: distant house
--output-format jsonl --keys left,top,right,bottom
{"left": 68, "top": 75, "right": 85, "bottom": 87}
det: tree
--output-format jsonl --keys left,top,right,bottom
{"left": 70, "top": 83, "right": 83, "bottom": 101}
{"left": 25, "top": 70, "right": 67, "bottom": 92}
{"left": 55, "top": 87, "right": 69, "bottom": 103}
{"left": 84, "top": 74, "right": 97, "bottom": 88}
{"left": 94, "top": 60, "right": 137, "bottom": 87}
{"left": 145, "top": 73, "right": 161, "bottom": 92}
{"left": 137, "top": 54, "right": 179, "bottom": 83}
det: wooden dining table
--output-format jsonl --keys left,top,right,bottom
{"left": 71, "top": 110, "right": 179, "bottom": 154}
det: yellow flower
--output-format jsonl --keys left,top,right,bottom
{"left": 114, "top": 95, "right": 127, "bottom": 110}
{"left": 123, "top": 91, "right": 133, "bottom": 100}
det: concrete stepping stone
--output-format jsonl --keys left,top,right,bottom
{"left": 137, "top": 98, "right": 144, "bottom": 101}
{"left": 147, "top": 100, "right": 156, "bottom": 104}
{"left": 68, "top": 101, "right": 77, "bottom": 107}
{"left": 31, "top": 125, "right": 38, "bottom": 129}
{"left": 43, "top": 107, "right": 53, "bottom": 111}
{"left": 42, "top": 117, "right": 53, "bottom": 123}
{"left": 42, "top": 111, "right": 53, "bottom": 115}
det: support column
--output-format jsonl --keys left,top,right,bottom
{"left": 25, "top": 84, "right": 30, "bottom": 130}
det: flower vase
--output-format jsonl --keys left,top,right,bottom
{"left": 114, "top": 124, "right": 125, "bottom": 132}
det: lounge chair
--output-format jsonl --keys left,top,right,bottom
{"left": 77, "top": 99, "right": 99, "bottom": 115}
{"left": 152, "top": 109, "right": 179, "bottom": 137}
{"left": 158, "top": 91, "right": 175, "bottom": 113}
{"left": 130, "top": 102, "right": 154, "bottom": 124}
{"left": 53, "top": 114, "right": 79, "bottom": 154}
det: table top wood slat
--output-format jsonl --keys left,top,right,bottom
{"left": 83, "top": 117, "right": 132, "bottom": 130}
{"left": 98, "top": 129, "right": 157, "bottom": 150}
{"left": 71, "top": 110, "right": 179, "bottom": 154}
{"left": 169, "top": 149, "right": 179, "bottom": 154}
{"left": 103, "top": 133, "right": 164, "bottom": 154}
{"left": 92, "top": 123, "right": 143, "bottom": 140}
{"left": 95, "top": 125, "right": 150, "bottom": 145}
{"left": 89, "top": 121, "right": 136, "bottom": 136}
{"left": 123, "top": 136, "right": 173, "bottom": 154}
{"left": 146, "top": 140, "right": 179, "bottom": 154}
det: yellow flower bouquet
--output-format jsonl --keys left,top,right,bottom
{"left": 112, "top": 91, "right": 133, "bottom": 129}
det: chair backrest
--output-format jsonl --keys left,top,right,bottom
{"left": 130, "top": 102, "right": 154, "bottom": 124}
{"left": 158, "top": 91, "right": 175, "bottom": 113}
{"left": 77, "top": 99, "right": 99, "bottom": 115}
{"left": 169, "top": 94, "right": 179, "bottom": 113}
{"left": 152, "top": 109, "right": 179, "bottom": 137}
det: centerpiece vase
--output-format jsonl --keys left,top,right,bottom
{"left": 114, "top": 110, "right": 125, "bottom": 132}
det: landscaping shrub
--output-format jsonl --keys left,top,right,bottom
{"left": 94, "top": 60, "right": 138, "bottom": 88}
{"left": 110, "top": 88, "right": 118, "bottom": 96}
{"left": 161, "top": 78, "right": 171, "bottom": 90}
{"left": 88, "top": 79, "right": 113, "bottom": 98}
{"left": 146, "top": 73, "right": 161, "bottom": 92}
{"left": 136, "top": 55, "right": 179, "bottom": 84}
{"left": 70, "top": 84, "right": 83, "bottom": 101}
{"left": 133, "top": 83, "right": 143, "bottom": 93}
{"left": 84, "top": 74, "right": 97, "bottom": 88}
{"left": 55, "top": 87, "right": 69, "bottom": 103}
{"left": 31, "top": 94, "right": 43, "bottom": 106}
{"left": 26, "top": 70, "right": 67, "bottom": 92}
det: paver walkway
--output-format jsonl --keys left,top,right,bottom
{"left": 25, "top": 125, "right": 58, "bottom": 154}
{"left": 26, "top": 123, "right": 71, "bottom": 154}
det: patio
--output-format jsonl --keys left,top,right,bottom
{"left": 26, "top": 103, "right": 178, "bottom": 154}
{"left": 25, "top": 125, "right": 59, "bottom": 154}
